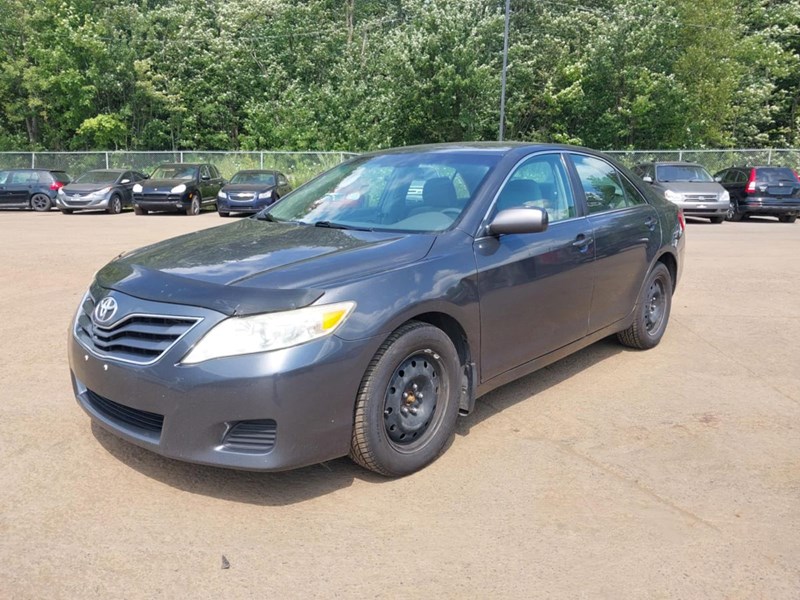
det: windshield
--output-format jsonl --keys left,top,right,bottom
{"left": 150, "top": 165, "right": 197, "bottom": 180}
{"left": 656, "top": 165, "right": 713, "bottom": 182}
{"left": 265, "top": 152, "right": 500, "bottom": 232}
{"left": 231, "top": 171, "right": 276, "bottom": 185}
{"left": 75, "top": 170, "right": 119, "bottom": 184}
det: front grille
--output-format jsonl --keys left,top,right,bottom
{"left": 230, "top": 192, "right": 256, "bottom": 201}
{"left": 75, "top": 294, "right": 200, "bottom": 364}
{"left": 135, "top": 193, "right": 181, "bottom": 203}
{"left": 85, "top": 389, "right": 164, "bottom": 435}
{"left": 223, "top": 420, "right": 277, "bottom": 453}
{"left": 683, "top": 193, "right": 718, "bottom": 202}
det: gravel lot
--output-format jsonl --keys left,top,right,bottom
{"left": 1, "top": 211, "right": 798, "bottom": 598}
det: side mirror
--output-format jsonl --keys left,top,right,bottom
{"left": 487, "top": 207, "right": 549, "bottom": 236}
{"left": 120, "top": 179, "right": 130, "bottom": 184}
{"left": 201, "top": 174, "right": 210, "bottom": 181}
{"left": 714, "top": 176, "right": 722, "bottom": 182}
{"left": 642, "top": 176, "right": 653, "bottom": 183}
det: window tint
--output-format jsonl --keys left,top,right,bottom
{"left": 736, "top": 170, "right": 748, "bottom": 183}
{"left": 0, "top": 171, "right": 9, "bottom": 184}
{"left": 755, "top": 167, "right": 797, "bottom": 184}
{"left": 10, "top": 171, "right": 38, "bottom": 184}
{"left": 570, "top": 154, "right": 627, "bottom": 214}
{"left": 619, "top": 175, "right": 647, "bottom": 205}
{"left": 495, "top": 153, "right": 576, "bottom": 222}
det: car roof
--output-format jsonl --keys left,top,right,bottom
{"left": 360, "top": 141, "right": 605, "bottom": 158}
{"left": 4, "top": 167, "right": 68, "bottom": 172}
{"left": 235, "top": 169, "right": 276, "bottom": 173}
{"left": 639, "top": 161, "right": 705, "bottom": 167}
{"left": 86, "top": 168, "right": 127, "bottom": 173}
{"left": 156, "top": 163, "right": 203, "bottom": 167}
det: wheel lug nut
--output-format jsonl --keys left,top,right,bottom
{"left": 412, "top": 383, "right": 418, "bottom": 391}
{"left": 409, "top": 407, "right": 418, "bottom": 415}
{"left": 401, "top": 406, "right": 409, "bottom": 415}
{"left": 416, "top": 392, "right": 423, "bottom": 400}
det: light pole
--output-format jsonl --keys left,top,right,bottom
{"left": 498, "top": 0, "right": 511, "bottom": 141}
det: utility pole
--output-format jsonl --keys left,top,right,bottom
{"left": 499, "top": 0, "right": 511, "bottom": 141}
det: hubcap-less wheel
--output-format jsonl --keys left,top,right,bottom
{"left": 384, "top": 354, "right": 440, "bottom": 448}
{"left": 186, "top": 194, "right": 201, "bottom": 215}
{"left": 644, "top": 278, "right": 666, "bottom": 334}
{"left": 31, "top": 194, "right": 51, "bottom": 211}
{"left": 107, "top": 195, "right": 122, "bottom": 214}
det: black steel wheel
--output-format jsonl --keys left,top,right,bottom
{"left": 31, "top": 193, "right": 52, "bottom": 212}
{"left": 350, "top": 321, "right": 461, "bottom": 476}
{"left": 106, "top": 194, "right": 122, "bottom": 214}
{"left": 617, "top": 262, "right": 673, "bottom": 350}
{"left": 185, "top": 193, "right": 201, "bottom": 215}
{"left": 726, "top": 202, "right": 742, "bottom": 222}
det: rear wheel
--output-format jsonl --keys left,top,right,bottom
{"left": 350, "top": 321, "right": 461, "bottom": 477}
{"left": 185, "top": 193, "right": 201, "bottom": 215}
{"left": 60, "top": 208, "right": 74, "bottom": 215}
{"left": 133, "top": 206, "right": 147, "bottom": 216}
{"left": 726, "top": 202, "right": 742, "bottom": 222}
{"left": 778, "top": 215, "right": 797, "bottom": 223}
{"left": 31, "top": 193, "right": 52, "bottom": 212}
{"left": 618, "top": 263, "right": 673, "bottom": 350}
{"left": 106, "top": 194, "right": 122, "bottom": 214}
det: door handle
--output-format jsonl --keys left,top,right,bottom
{"left": 572, "top": 233, "right": 593, "bottom": 248}
{"left": 645, "top": 216, "right": 657, "bottom": 230}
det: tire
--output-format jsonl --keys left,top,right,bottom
{"left": 218, "top": 210, "right": 230, "bottom": 218}
{"left": 133, "top": 206, "right": 147, "bottom": 216}
{"left": 709, "top": 216, "right": 724, "bottom": 224}
{"left": 31, "top": 193, "right": 52, "bottom": 212}
{"left": 60, "top": 209, "right": 74, "bottom": 215}
{"left": 778, "top": 215, "right": 797, "bottom": 223}
{"left": 350, "top": 321, "right": 461, "bottom": 477}
{"left": 617, "top": 263, "right": 673, "bottom": 350}
{"left": 726, "top": 202, "right": 742, "bottom": 222}
{"left": 106, "top": 194, "right": 122, "bottom": 215}
{"left": 185, "top": 193, "right": 201, "bottom": 216}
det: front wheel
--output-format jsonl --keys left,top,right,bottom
{"left": 31, "top": 193, "right": 52, "bottom": 211}
{"left": 617, "top": 263, "right": 673, "bottom": 350}
{"left": 106, "top": 194, "right": 122, "bottom": 214}
{"left": 726, "top": 202, "right": 742, "bottom": 222}
{"left": 350, "top": 321, "right": 461, "bottom": 477}
{"left": 133, "top": 206, "right": 147, "bottom": 216}
{"left": 778, "top": 215, "right": 797, "bottom": 223}
{"left": 60, "top": 209, "right": 74, "bottom": 215}
{"left": 185, "top": 193, "right": 201, "bottom": 216}
{"left": 709, "top": 216, "right": 724, "bottom": 224}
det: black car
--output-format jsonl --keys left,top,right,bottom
{"left": 216, "top": 169, "right": 292, "bottom": 217}
{"left": 132, "top": 163, "right": 224, "bottom": 215}
{"left": 714, "top": 166, "right": 800, "bottom": 223}
{"left": 57, "top": 169, "right": 149, "bottom": 214}
{"left": 0, "top": 168, "right": 71, "bottom": 211}
{"left": 69, "top": 143, "right": 685, "bottom": 477}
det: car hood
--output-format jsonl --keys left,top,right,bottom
{"left": 95, "top": 218, "right": 436, "bottom": 315}
{"left": 655, "top": 181, "right": 725, "bottom": 195}
{"left": 62, "top": 183, "right": 116, "bottom": 193}
{"left": 222, "top": 184, "right": 276, "bottom": 193}
{"left": 139, "top": 178, "right": 193, "bottom": 191}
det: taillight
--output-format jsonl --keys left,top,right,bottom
{"left": 678, "top": 209, "right": 685, "bottom": 233}
{"left": 793, "top": 170, "right": 800, "bottom": 183}
{"left": 50, "top": 181, "right": 64, "bottom": 191}
{"left": 745, "top": 169, "right": 757, "bottom": 194}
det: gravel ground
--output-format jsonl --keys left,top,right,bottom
{"left": 1, "top": 210, "right": 798, "bottom": 599}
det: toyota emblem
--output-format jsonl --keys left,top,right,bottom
{"left": 94, "top": 296, "right": 118, "bottom": 324}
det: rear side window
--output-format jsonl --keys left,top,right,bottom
{"left": 619, "top": 175, "right": 647, "bottom": 205}
{"left": 755, "top": 168, "right": 797, "bottom": 184}
{"left": 570, "top": 154, "right": 628, "bottom": 213}
{"left": 11, "top": 171, "right": 38, "bottom": 184}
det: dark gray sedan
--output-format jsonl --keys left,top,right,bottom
{"left": 57, "top": 169, "right": 148, "bottom": 214}
{"left": 69, "top": 143, "right": 685, "bottom": 476}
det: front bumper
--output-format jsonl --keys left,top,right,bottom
{"left": 676, "top": 201, "right": 728, "bottom": 218}
{"left": 133, "top": 193, "right": 190, "bottom": 211}
{"left": 69, "top": 292, "right": 378, "bottom": 471}
{"left": 218, "top": 198, "right": 274, "bottom": 213}
{"left": 56, "top": 194, "right": 111, "bottom": 210}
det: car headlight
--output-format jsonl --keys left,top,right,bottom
{"left": 218, "top": 190, "right": 227, "bottom": 199}
{"left": 720, "top": 190, "right": 730, "bottom": 203}
{"left": 181, "top": 301, "right": 356, "bottom": 364}
{"left": 664, "top": 189, "right": 683, "bottom": 202}
{"left": 132, "top": 183, "right": 143, "bottom": 193}
{"left": 96, "top": 186, "right": 112, "bottom": 195}
{"left": 258, "top": 190, "right": 273, "bottom": 200}
{"left": 171, "top": 184, "right": 186, "bottom": 194}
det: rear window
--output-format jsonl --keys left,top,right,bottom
{"left": 755, "top": 168, "right": 797, "bottom": 184}
{"left": 52, "top": 171, "right": 71, "bottom": 183}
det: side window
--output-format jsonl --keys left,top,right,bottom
{"left": 11, "top": 171, "right": 36, "bottom": 184}
{"left": 278, "top": 173, "right": 288, "bottom": 186}
{"left": 570, "top": 154, "right": 627, "bottom": 214}
{"left": 645, "top": 165, "right": 655, "bottom": 179}
{"left": 619, "top": 175, "right": 647, "bottom": 206}
{"left": 200, "top": 165, "right": 210, "bottom": 179}
{"left": 121, "top": 171, "right": 132, "bottom": 182}
{"left": 211, "top": 166, "right": 220, "bottom": 178}
{"left": 0, "top": 170, "right": 9, "bottom": 184}
{"left": 720, "top": 170, "right": 734, "bottom": 183}
{"left": 735, "top": 170, "right": 748, "bottom": 184}
{"left": 495, "top": 153, "right": 576, "bottom": 222}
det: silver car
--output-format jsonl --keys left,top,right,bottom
{"left": 633, "top": 162, "right": 729, "bottom": 223}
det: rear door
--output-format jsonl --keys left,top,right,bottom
{"left": 567, "top": 153, "right": 661, "bottom": 333}
{"left": 475, "top": 152, "right": 595, "bottom": 381}
{"left": 7, "top": 170, "right": 37, "bottom": 204}
{"left": 119, "top": 171, "right": 135, "bottom": 202}
{"left": 0, "top": 170, "right": 10, "bottom": 205}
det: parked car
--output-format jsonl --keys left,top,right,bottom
{"left": 132, "top": 163, "right": 224, "bottom": 215}
{"left": 0, "top": 168, "right": 71, "bottom": 211}
{"left": 57, "top": 169, "right": 148, "bottom": 214}
{"left": 714, "top": 166, "right": 800, "bottom": 223}
{"left": 69, "top": 143, "right": 685, "bottom": 476}
{"left": 632, "top": 162, "right": 729, "bottom": 223}
{"left": 216, "top": 169, "right": 292, "bottom": 217}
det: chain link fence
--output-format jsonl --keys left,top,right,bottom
{"left": 0, "top": 151, "right": 359, "bottom": 186}
{"left": 2, "top": 149, "right": 799, "bottom": 184}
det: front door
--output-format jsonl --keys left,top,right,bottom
{"left": 475, "top": 152, "right": 595, "bottom": 382}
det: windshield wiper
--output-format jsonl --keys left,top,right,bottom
{"left": 314, "top": 221, "right": 373, "bottom": 231}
